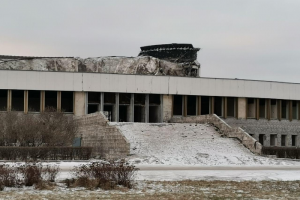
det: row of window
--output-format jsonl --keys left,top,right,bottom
{"left": 257, "top": 134, "right": 297, "bottom": 147}
{"left": 0, "top": 90, "right": 73, "bottom": 113}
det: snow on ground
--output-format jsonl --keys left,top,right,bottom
{"left": 110, "top": 122, "right": 300, "bottom": 166}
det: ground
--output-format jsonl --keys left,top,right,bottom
{"left": 1, "top": 180, "right": 300, "bottom": 199}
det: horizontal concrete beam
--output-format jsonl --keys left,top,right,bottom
{"left": 1, "top": 70, "right": 300, "bottom": 100}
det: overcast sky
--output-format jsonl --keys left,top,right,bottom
{"left": 1, "top": 0, "right": 300, "bottom": 82}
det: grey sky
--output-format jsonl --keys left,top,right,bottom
{"left": 1, "top": 0, "right": 300, "bottom": 82}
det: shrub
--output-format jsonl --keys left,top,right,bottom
{"left": 42, "top": 165, "right": 60, "bottom": 182}
{"left": 18, "top": 163, "right": 43, "bottom": 186}
{"left": 0, "top": 164, "right": 19, "bottom": 189}
{"left": 0, "top": 147, "right": 93, "bottom": 161}
{"left": 72, "top": 160, "right": 139, "bottom": 190}
{"left": 262, "top": 146, "right": 300, "bottom": 159}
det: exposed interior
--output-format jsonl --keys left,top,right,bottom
{"left": 214, "top": 97, "right": 223, "bottom": 117}
{"left": 11, "top": 90, "right": 24, "bottom": 111}
{"left": 187, "top": 96, "right": 196, "bottom": 116}
{"left": 259, "top": 134, "right": 265, "bottom": 146}
{"left": 292, "top": 101, "right": 298, "bottom": 120}
{"left": 292, "top": 135, "right": 297, "bottom": 146}
{"left": 61, "top": 91, "right": 73, "bottom": 112}
{"left": 227, "top": 97, "right": 235, "bottom": 117}
{"left": 0, "top": 90, "right": 7, "bottom": 111}
{"left": 271, "top": 99, "right": 277, "bottom": 119}
{"left": 173, "top": 95, "right": 183, "bottom": 115}
{"left": 201, "top": 96, "right": 210, "bottom": 115}
{"left": 270, "top": 134, "right": 277, "bottom": 146}
{"left": 28, "top": 90, "right": 40, "bottom": 112}
{"left": 45, "top": 91, "right": 57, "bottom": 111}
{"left": 281, "top": 135, "right": 286, "bottom": 146}
{"left": 281, "top": 100, "right": 289, "bottom": 119}
{"left": 247, "top": 98, "right": 256, "bottom": 118}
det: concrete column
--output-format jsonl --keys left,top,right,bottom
{"left": 256, "top": 99, "right": 259, "bottom": 120}
{"left": 57, "top": 91, "right": 61, "bottom": 112}
{"left": 7, "top": 90, "right": 11, "bottom": 111}
{"left": 224, "top": 97, "right": 227, "bottom": 119}
{"left": 210, "top": 97, "right": 214, "bottom": 114}
{"left": 278, "top": 100, "right": 282, "bottom": 121}
{"left": 115, "top": 93, "right": 120, "bottom": 122}
{"left": 183, "top": 96, "right": 187, "bottom": 117}
{"left": 74, "top": 91, "right": 86, "bottom": 116}
{"left": 145, "top": 94, "right": 149, "bottom": 123}
{"left": 162, "top": 94, "right": 172, "bottom": 122}
{"left": 197, "top": 96, "right": 201, "bottom": 115}
{"left": 289, "top": 100, "right": 293, "bottom": 121}
{"left": 100, "top": 92, "right": 104, "bottom": 111}
{"left": 237, "top": 97, "right": 247, "bottom": 119}
{"left": 24, "top": 90, "right": 28, "bottom": 114}
{"left": 40, "top": 91, "right": 45, "bottom": 112}
{"left": 128, "top": 93, "right": 134, "bottom": 122}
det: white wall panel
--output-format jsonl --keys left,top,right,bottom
{"left": 2, "top": 70, "right": 300, "bottom": 100}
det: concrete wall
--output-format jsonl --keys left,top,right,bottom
{"left": 170, "top": 114, "right": 262, "bottom": 155}
{"left": 225, "top": 118, "right": 300, "bottom": 147}
{"left": 162, "top": 94, "right": 173, "bottom": 122}
{"left": 74, "top": 112, "right": 130, "bottom": 159}
{"left": 2, "top": 70, "right": 300, "bottom": 100}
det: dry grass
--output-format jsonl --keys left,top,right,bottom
{"left": 0, "top": 180, "right": 300, "bottom": 199}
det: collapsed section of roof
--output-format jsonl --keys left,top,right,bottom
{"left": 0, "top": 44, "right": 200, "bottom": 77}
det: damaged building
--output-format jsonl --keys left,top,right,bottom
{"left": 1, "top": 43, "right": 300, "bottom": 153}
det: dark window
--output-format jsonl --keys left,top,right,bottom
{"left": 11, "top": 90, "right": 24, "bottom": 111}
{"left": 227, "top": 97, "right": 235, "bottom": 117}
{"left": 281, "top": 135, "right": 286, "bottom": 146}
{"left": 119, "top": 93, "right": 131, "bottom": 104}
{"left": 61, "top": 91, "right": 73, "bottom": 112}
{"left": 149, "top": 94, "right": 160, "bottom": 105}
{"left": 88, "top": 92, "right": 100, "bottom": 104}
{"left": 292, "top": 135, "right": 297, "bottom": 146}
{"left": 214, "top": 97, "right": 223, "bottom": 116}
{"left": 28, "top": 90, "right": 40, "bottom": 112}
{"left": 201, "top": 96, "right": 210, "bottom": 115}
{"left": 104, "top": 93, "right": 115, "bottom": 104}
{"left": 187, "top": 96, "right": 196, "bottom": 116}
{"left": 173, "top": 95, "right": 182, "bottom": 115}
{"left": 45, "top": 91, "right": 57, "bottom": 111}
{"left": 134, "top": 94, "right": 145, "bottom": 105}
{"left": 0, "top": 90, "right": 7, "bottom": 111}
{"left": 259, "top": 134, "right": 265, "bottom": 146}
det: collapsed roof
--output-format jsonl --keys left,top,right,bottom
{"left": 0, "top": 44, "right": 200, "bottom": 77}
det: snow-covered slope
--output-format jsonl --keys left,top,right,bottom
{"left": 110, "top": 122, "right": 300, "bottom": 166}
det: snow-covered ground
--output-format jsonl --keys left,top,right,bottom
{"left": 110, "top": 122, "right": 300, "bottom": 166}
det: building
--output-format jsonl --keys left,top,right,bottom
{"left": 1, "top": 43, "right": 300, "bottom": 149}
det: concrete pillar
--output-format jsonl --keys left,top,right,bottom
{"left": 197, "top": 96, "right": 201, "bottom": 115}
{"left": 74, "top": 91, "right": 86, "bottom": 116}
{"left": 7, "top": 90, "right": 11, "bottom": 111}
{"left": 224, "top": 97, "right": 227, "bottom": 119}
{"left": 162, "top": 94, "right": 172, "bottom": 122}
{"left": 24, "top": 90, "right": 28, "bottom": 114}
{"left": 210, "top": 97, "right": 214, "bottom": 114}
{"left": 183, "top": 96, "right": 187, "bottom": 117}
{"left": 100, "top": 92, "right": 104, "bottom": 111}
{"left": 145, "top": 94, "right": 149, "bottom": 123}
{"left": 115, "top": 93, "right": 120, "bottom": 122}
{"left": 128, "top": 93, "right": 134, "bottom": 122}
{"left": 40, "top": 91, "right": 45, "bottom": 112}
{"left": 256, "top": 99, "right": 259, "bottom": 120}
{"left": 57, "top": 91, "right": 61, "bottom": 112}
{"left": 237, "top": 97, "right": 247, "bottom": 119}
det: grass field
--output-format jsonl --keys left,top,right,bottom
{"left": 1, "top": 180, "right": 299, "bottom": 199}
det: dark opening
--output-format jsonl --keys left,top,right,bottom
{"left": 0, "top": 90, "right": 7, "bottom": 111}
{"left": 134, "top": 106, "right": 144, "bottom": 122}
{"left": 134, "top": 94, "right": 145, "bottom": 105}
{"left": 88, "top": 104, "right": 98, "bottom": 114}
{"left": 247, "top": 98, "right": 256, "bottom": 118}
{"left": 271, "top": 99, "right": 277, "bottom": 119}
{"left": 292, "top": 135, "right": 297, "bottom": 146}
{"left": 227, "top": 97, "right": 235, "bottom": 117}
{"left": 45, "top": 91, "right": 57, "bottom": 110}
{"left": 281, "top": 100, "right": 289, "bottom": 119}
{"left": 201, "top": 96, "right": 210, "bottom": 115}
{"left": 173, "top": 95, "right": 183, "bottom": 115}
{"left": 214, "top": 97, "right": 223, "bottom": 116}
{"left": 259, "top": 99, "right": 266, "bottom": 118}
{"left": 104, "top": 105, "right": 113, "bottom": 121}
{"left": 119, "top": 105, "right": 129, "bottom": 122}
{"left": 270, "top": 134, "right": 276, "bottom": 146}
{"left": 104, "top": 93, "right": 115, "bottom": 104}
{"left": 28, "top": 90, "right": 40, "bottom": 112}
{"left": 11, "top": 90, "right": 24, "bottom": 111}
{"left": 281, "top": 135, "right": 286, "bottom": 146}
{"left": 187, "top": 96, "right": 196, "bottom": 115}
{"left": 292, "top": 101, "right": 298, "bottom": 120}
{"left": 61, "top": 91, "right": 73, "bottom": 112}
{"left": 88, "top": 92, "right": 100, "bottom": 104}
{"left": 149, "top": 94, "right": 160, "bottom": 105}
{"left": 119, "top": 93, "right": 131, "bottom": 104}
{"left": 259, "top": 134, "right": 265, "bottom": 146}
{"left": 149, "top": 106, "right": 160, "bottom": 123}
